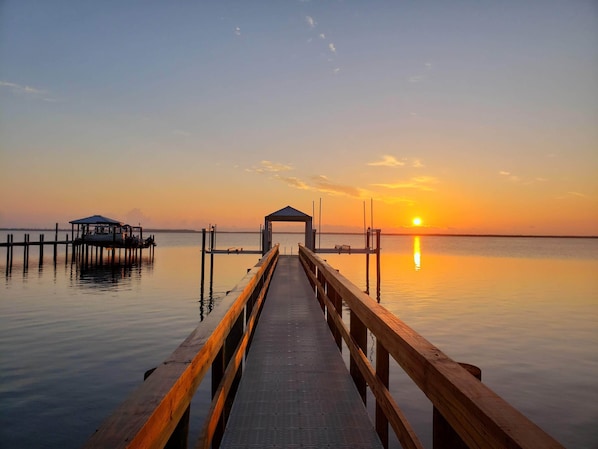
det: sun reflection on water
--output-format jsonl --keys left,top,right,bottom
{"left": 413, "top": 236, "right": 421, "bottom": 271}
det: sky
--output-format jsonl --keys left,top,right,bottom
{"left": 1, "top": 1, "right": 597, "bottom": 235}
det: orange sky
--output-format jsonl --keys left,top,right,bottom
{"left": 1, "top": 2, "right": 597, "bottom": 235}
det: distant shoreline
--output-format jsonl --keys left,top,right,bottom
{"left": 1, "top": 228, "right": 596, "bottom": 239}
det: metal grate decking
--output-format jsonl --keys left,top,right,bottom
{"left": 220, "top": 255, "right": 383, "bottom": 449}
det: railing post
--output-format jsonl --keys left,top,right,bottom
{"left": 376, "top": 340, "right": 390, "bottom": 449}
{"left": 144, "top": 368, "right": 190, "bottom": 449}
{"left": 350, "top": 311, "right": 367, "bottom": 404}
{"left": 316, "top": 267, "right": 326, "bottom": 311}
{"left": 212, "top": 347, "right": 225, "bottom": 447}
{"left": 326, "top": 283, "right": 342, "bottom": 350}
{"left": 433, "top": 363, "right": 482, "bottom": 449}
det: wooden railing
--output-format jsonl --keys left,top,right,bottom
{"left": 298, "top": 245, "right": 564, "bottom": 449}
{"left": 82, "top": 245, "right": 279, "bottom": 449}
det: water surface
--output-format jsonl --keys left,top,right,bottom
{"left": 1, "top": 231, "right": 596, "bottom": 448}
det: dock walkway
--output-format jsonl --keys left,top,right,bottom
{"left": 220, "top": 255, "right": 383, "bottom": 448}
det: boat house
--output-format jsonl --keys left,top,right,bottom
{"left": 69, "top": 214, "right": 154, "bottom": 249}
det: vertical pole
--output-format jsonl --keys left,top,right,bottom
{"left": 54, "top": 223, "right": 58, "bottom": 263}
{"left": 65, "top": 234, "right": 69, "bottom": 264}
{"left": 6, "top": 234, "right": 10, "bottom": 268}
{"left": 39, "top": 234, "right": 44, "bottom": 265}
{"left": 376, "top": 229, "right": 381, "bottom": 301}
{"left": 201, "top": 229, "right": 206, "bottom": 302}
{"left": 376, "top": 340, "right": 390, "bottom": 448}
{"left": 366, "top": 228, "right": 370, "bottom": 295}
{"left": 24, "top": 234, "right": 29, "bottom": 269}
{"left": 210, "top": 226, "right": 215, "bottom": 300}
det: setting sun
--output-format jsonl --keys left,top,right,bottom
{"left": 412, "top": 217, "right": 423, "bottom": 227}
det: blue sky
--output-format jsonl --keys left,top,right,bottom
{"left": 1, "top": 1, "right": 597, "bottom": 234}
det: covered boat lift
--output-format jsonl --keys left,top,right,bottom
{"left": 262, "top": 205, "right": 315, "bottom": 255}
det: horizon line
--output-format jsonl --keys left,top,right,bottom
{"left": 1, "top": 227, "right": 596, "bottom": 239}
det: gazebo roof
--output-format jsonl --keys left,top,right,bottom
{"left": 69, "top": 215, "right": 123, "bottom": 225}
{"left": 266, "top": 205, "right": 311, "bottom": 221}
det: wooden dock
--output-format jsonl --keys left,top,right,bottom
{"left": 83, "top": 245, "right": 565, "bottom": 449}
{"left": 219, "top": 255, "right": 383, "bottom": 448}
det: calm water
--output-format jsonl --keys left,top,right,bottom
{"left": 1, "top": 231, "right": 597, "bottom": 448}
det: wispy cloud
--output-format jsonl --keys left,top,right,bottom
{"left": 500, "top": 171, "right": 551, "bottom": 185}
{"left": 305, "top": 16, "right": 316, "bottom": 28}
{"left": 368, "top": 155, "right": 405, "bottom": 167}
{"left": 247, "top": 160, "right": 364, "bottom": 198}
{"left": 0, "top": 80, "right": 57, "bottom": 101}
{"left": 555, "top": 191, "right": 589, "bottom": 200}
{"left": 274, "top": 175, "right": 310, "bottom": 190}
{"left": 328, "top": 43, "right": 336, "bottom": 53}
{"left": 311, "top": 175, "right": 361, "bottom": 197}
{"left": 0, "top": 80, "right": 43, "bottom": 94}
{"left": 248, "top": 160, "right": 293, "bottom": 174}
{"left": 319, "top": 33, "right": 326, "bottom": 39}
{"left": 373, "top": 176, "right": 439, "bottom": 192}
{"left": 234, "top": 26, "right": 241, "bottom": 36}
{"left": 566, "top": 191, "right": 587, "bottom": 198}
{"left": 271, "top": 171, "right": 364, "bottom": 198}
{"left": 408, "top": 62, "right": 433, "bottom": 83}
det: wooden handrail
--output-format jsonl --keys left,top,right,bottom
{"left": 82, "top": 245, "right": 279, "bottom": 449}
{"left": 298, "top": 245, "right": 564, "bottom": 449}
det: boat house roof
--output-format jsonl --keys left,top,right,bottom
{"left": 69, "top": 215, "right": 123, "bottom": 225}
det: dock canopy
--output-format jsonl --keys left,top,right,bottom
{"left": 263, "top": 205, "right": 314, "bottom": 254}
{"left": 69, "top": 215, "right": 123, "bottom": 225}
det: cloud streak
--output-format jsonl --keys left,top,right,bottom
{"left": 305, "top": 16, "right": 316, "bottom": 28}
{"left": 248, "top": 160, "right": 293, "bottom": 174}
{"left": 367, "top": 155, "right": 424, "bottom": 168}
{"left": 0, "top": 80, "right": 58, "bottom": 102}
{"left": 368, "top": 155, "right": 405, "bottom": 167}
{"left": 311, "top": 175, "right": 361, "bottom": 197}
{"left": 373, "top": 176, "right": 439, "bottom": 191}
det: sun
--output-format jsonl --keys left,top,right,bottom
{"left": 412, "top": 217, "right": 423, "bottom": 227}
